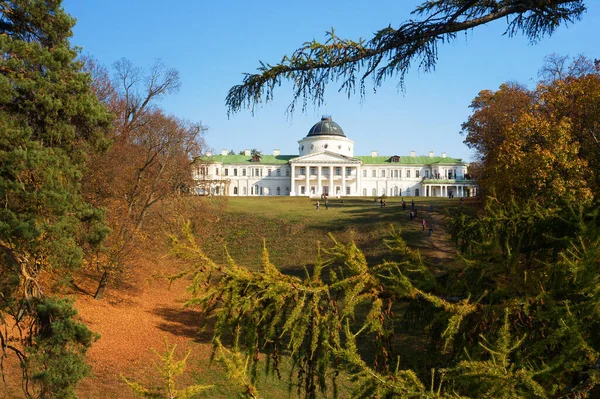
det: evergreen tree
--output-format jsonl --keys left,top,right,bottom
{"left": 0, "top": 1, "right": 110, "bottom": 396}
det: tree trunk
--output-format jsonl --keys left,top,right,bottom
{"left": 94, "top": 269, "right": 110, "bottom": 300}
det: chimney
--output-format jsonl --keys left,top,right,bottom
{"left": 442, "top": 152, "right": 446, "bottom": 158}
{"left": 206, "top": 151, "right": 212, "bottom": 156}
{"left": 371, "top": 150, "right": 378, "bottom": 157}
{"left": 221, "top": 149, "right": 228, "bottom": 156}
{"left": 244, "top": 149, "right": 250, "bottom": 156}
{"left": 410, "top": 150, "right": 415, "bottom": 158}
{"left": 273, "top": 149, "right": 280, "bottom": 156}
{"left": 429, "top": 151, "right": 434, "bottom": 158}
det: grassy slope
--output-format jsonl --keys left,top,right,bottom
{"left": 65, "top": 195, "right": 462, "bottom": 399}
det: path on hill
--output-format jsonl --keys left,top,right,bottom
{"left": 399, "top": 202, "right": 458, "bottom": 269}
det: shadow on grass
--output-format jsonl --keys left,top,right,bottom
{"left": 151, "top": 306, "right": 213, "bottom": 341}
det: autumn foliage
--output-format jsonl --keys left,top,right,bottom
{"left": 462, "top": 55, "right": 600, "bottom": 204}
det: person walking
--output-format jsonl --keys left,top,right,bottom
{"left": 325, "top": 199, "right": 329, "bottom": 210}
{"left": 316, "top": 201, "right": 320, "bottom": 211}
{"left": 422, "top": 219, "right": 427, "bottom": 231}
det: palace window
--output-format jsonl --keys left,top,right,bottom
{"left": 301, "top": 186, "right": 306, "bottom": 194}
{"left": 363, "top": 170, "right": 367, "bottom": 177}
{"left": 268, "top": 169, "right": 272, "bottom": 176}
{"left": 242, "top": 169, "right": 246, "bottom": 176}
{"left": 346, "top": 186, "right": 351, "bottom": 195}
{"left": 346, "top": 168, "right": 352, "bottom": 176}
{"left": 234, "top": 169, "right": 238, "bottom": 176}
{"left": 233, "top": 187, "right": 238, "bottom": 195}
{"left": 372, "top": 170, "right": 376, "bottom": 177}
{"left": 243, "top": 187, "right": 247, "bottom": 195}
{"left": 300, "top": 167, "right": 306, "bottom": 175}
{"left": 415, "top": 188, "right": 420, "bottom": 197}
{"left": 335, "top": 167, "right": 342, "bottom": 176}
{"left": 372, "top": 188, "right": 376, "bottom": 196}
{"left": 363, "top": 188, "right": 367, "bottom": 196}
{"left": 215, "top": 168, "right": 219, "bottom": 175}
{"left": 224, "top": 168, "right": 228, "bottom": 176}
{"left": 276, "top": 169, "right": 281, "bottom": 177}
{"left": 416, "top": 170, "right": 420, "bottom": 178}
{"left": 285, "top": 187, "right": 290, "bottom": 194}
{"left": 277, "top": 187, "right": 281, "bottom": 195}
{"left": 310, "top": 167, "right": 316, "bottom": 175}
{"left": 286, "top": 169, "right": 290, "bottom": 177}
{"left": 381, "top": 170, "right": 385, "bottom": 178}
{"left": 394, "top": 170, "right": 398, "bottom": 178}
{"left": 406, "top": 170, "right": 411, "bottom": 178}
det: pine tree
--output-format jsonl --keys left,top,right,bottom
{"left": 0, "top": 1, "right": 110, "bottom": 396}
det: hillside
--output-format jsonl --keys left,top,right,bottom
{"left": 58, "top": 196, "right": 460, "bottom": 398}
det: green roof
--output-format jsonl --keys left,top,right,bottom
{"left": 198, "top": 154, "right": 464, "bottom": 165}
{"left": 356, "top": 155, "right": 464, "bottom": 165}
{"left": 199, "top": 154, "right": 296, "bottom": 164}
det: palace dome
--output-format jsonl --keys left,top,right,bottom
{"left": 307, "top": 116, "right": 345, "bottom": 137}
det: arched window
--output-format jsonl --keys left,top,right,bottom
{"left": 285, "top": 187, "right": 290, "bottom": 194}
{"left": 277, "top": 187, "right": 281, "bottom": 195}
{"left": 276, "top": 169, "right": 281, "bottom": 176}
{"left": 394, "top": 186, "right": 398, "bottom": 196}
{"left": 243, "top": 187, "right": 247, "bottom": 195}
{"left": 406, "top": 188, "right": 411, "bottom": 196}
{"left": 233, "top": 187, "right": 238, "bottom": 195}
{"left": 362, "top": 188, "right": 367, "bottom": 196}
{"left": 415, "top": 188, "right": 420, "bottom": 197}
{"left": 372, "top": 188, "right": 376, "bottom": 196}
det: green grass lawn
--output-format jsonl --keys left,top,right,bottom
{"left": 195, "top": 196, "right": 460, "bottom": 272}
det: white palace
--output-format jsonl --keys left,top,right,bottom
{"left": 195, "top": 116, "right": 476, "bottom": 198}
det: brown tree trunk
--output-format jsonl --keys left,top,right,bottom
{"left": 94, "top": 269, "right": 109, "bottom": 300}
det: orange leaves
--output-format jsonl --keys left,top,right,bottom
{"left": 463, "top": 58, "right": 600, "bottom": 204}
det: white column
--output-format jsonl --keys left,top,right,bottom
{"left": 317, "top": 165, "right": 322, "bottom": 196}
{"left": 356, "top": 166, "right": 361, "bottom": 196}
{"left": 305, "top": 166, "right": 309, "bottom": 196}
{"left": 342, "top": 166, "right": 346, "bottom": 197}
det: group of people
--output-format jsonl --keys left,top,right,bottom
{"left": 374, "top": 198, "right": 387, "bottom": 208}
{"left": 314, "top": 198, "right": 440, "bottom": 236}
{"left": 315, "top": 199, "right": 329, "bottom": 210}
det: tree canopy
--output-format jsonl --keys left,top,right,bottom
{"left": 462, "top": 55, "right": 600, "bottom": 203}
{"left": 225, "top": 0, "right": 586, "bottom": 115}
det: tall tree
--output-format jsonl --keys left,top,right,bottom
{"left": 0, "top": 0, "right": 110, "bottom": 397}
{"left": 225, "top": 0, "right": 586, "bottom": 115}
{"left": 82, "top": 57, "right": 206, "bottom": 299}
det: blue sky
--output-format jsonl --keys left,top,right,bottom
{"left": 63, "top": 1, "right": 598, "bottom": 162}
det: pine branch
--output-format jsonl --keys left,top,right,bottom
{"left": 226, "top": 0, "right": 585, "bottom": 115}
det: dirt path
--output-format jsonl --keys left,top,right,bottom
{"left": 399, "top": 203, "right": 457, "bottom": 270}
